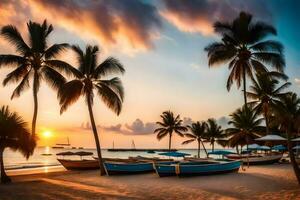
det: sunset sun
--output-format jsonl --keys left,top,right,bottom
{"left": 42, "top": 131, "right": 53, "bottom": 138}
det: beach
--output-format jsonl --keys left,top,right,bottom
{"left": 1, "top": 164, "right": 299, "bottom": 200}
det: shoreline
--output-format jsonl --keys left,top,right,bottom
{"left": 1, "top": 164, "right": 299, "bottom": 199}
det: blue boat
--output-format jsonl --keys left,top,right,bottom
{"left": 154, "top": 160, "right": 241, "bottom": 177}
{"left": 104, "top": 162, "right": 155, "bottom": 175}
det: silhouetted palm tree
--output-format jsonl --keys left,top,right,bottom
{"left": 57, "top": 45, "right": 125, "bottom": 175}
{"left": 0, "top": 106, "right": 36, "bottom": 183}
{"left": 247, "top": 71, "right": 290, "bottom": 134}
{"left": 272, "top": 93, "right": 300, "bottom": 184}
{"left": 182, "top": 121, "right": 208, "bottom": 158}
{"left": 206, "top": 118, "right": 225, "bottom": 152}
{"left": 0, "top": 20, "right": 70, "bottom": 136}
{"left": 226, "top": 105, "right": 265, "bottom": 153}
{"left": 155, "top": 111, "right": 187, "bottom": 151}
{"left": 205, "top": 12, "right": 285, "bottom": 106}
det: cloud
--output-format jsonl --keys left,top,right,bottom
{"left": 216, "top": 116, "right": 230, "bottom": 128}
{"left": 160, "top": 0, "right": 272, "bottom": 36}
{"left": 95, "top": 119, "right": 157, "bottom": 135}
{"left": 295, "top": 78, "right": 300, "bottom": 86}
{"left": 0, "top": 0, "right": 163, "bottom": 55}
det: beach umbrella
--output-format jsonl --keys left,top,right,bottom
{"left": 207, "top": 150, "right": 234, "bottom": 155}
{"left": 158, "top": 151, "right": 191, "bottom": 157}
{"left": 292, "top": 137, "right": 300, "bottom": 142}
{"left": 248, "top": 144, "right": 261, "bottom": 150}
{"left": 293, "top": 145, "right": 300, "bottom": 150}
{"left": 75, "top": 151, "right": 93, "bottom": 160}
{"left": 255, "top": 134, "right": 287, "bottom": 141}
{"left": 272, "top": 145, "right": 287, "bottom": 151}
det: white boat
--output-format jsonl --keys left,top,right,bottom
{"left": 226, "top": 154, "right": 282, "bottom": 165}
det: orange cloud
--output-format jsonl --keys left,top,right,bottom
{"left": 0, "top": 0, "right": 162, "bottom": 55}
{"left": 160, "top": 0, "right": 272, "bottom": 36}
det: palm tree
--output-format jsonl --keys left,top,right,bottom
{"left": 182, "top": 121, "right": 208, "bottom": 158}
{"left": 0, "top": 106, "right": 36, "bottom": 183}
{"left": 205, "top": 12, "right": 285, "bottom": 106}
{"left": 247, "top": 72, "right": 290, "bottom": 134}
{"left": 0, "top": 20, "right": 70, "bottom": 136}
{"left": 226, "top": 105, "right": 265, "bottom": 153}
{"left": 206, "top": 118, "right": 225, "bottom": 152}
{"left": 154, "top": 111, "right": 187, "bottom": 151}
{"left": 57, "top": 45, "right": 124, "bottom": 175}
{"left": 272, "top": 93, "right": 300, "bottom": 184}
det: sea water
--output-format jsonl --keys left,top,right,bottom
{"left": 3, "top": 147, "right": 234, "bottom": 171}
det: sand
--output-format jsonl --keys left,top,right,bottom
{"left": 0, "top": 164, "right": 299, "bottom": 200}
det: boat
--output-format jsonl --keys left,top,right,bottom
{"left": 225, "top": 154, "right": 282, "bottom": 165}
{"left": 154, "top": 160, "right": 241, "bottom": 177}
{"left": 57, "top": 151, "right": 98, "bottom": 170}
{"left": 57, "top": 159, "right": 99, "bottom": 170}
{"left": 104, "top": 161, "right": 155, "bottom": 175}
{"left": 41, "top": 153, "right": 52, "bottom": 156}
{"left": 52, "top": 137, "right": 71, "bottom": 149}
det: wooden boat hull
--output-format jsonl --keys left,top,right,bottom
{"left": 226, "top": 154, "right": 282, "bottom": 165}
{"left": 104, "top": 162, "right": 155, "bottom": 175}
{"left": 154, "top": 160, "right": 241, "bottom": 177}
{"left": 58, "top": 159, "right": 99, "bottom": 170}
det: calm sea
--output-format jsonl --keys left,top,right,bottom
{"left": 3, "top": 147, "right": 234, "bottom": 171}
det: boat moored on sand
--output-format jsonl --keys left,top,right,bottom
{"left": 154, "top": 160, "right": 241, "bottom": 177}
{"left": 225, "top": 154, "right": 282, "bottom": 165}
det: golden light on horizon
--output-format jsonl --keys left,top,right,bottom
{"left": 42, "top": 131, "right": 53, "bottom": 138}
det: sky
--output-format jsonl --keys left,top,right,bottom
{"left": 0, "top": 0, "right": 300, "bottom": 149}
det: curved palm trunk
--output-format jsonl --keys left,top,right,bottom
{"left": 201, "top": 140, "right": 208, "bottom": 158}
{"left": 197, "top": 140, "right": 200, "bottom": 158}
{"left": 287, "top": 131, "right": 300, "bottom": 184}
{"left": 236, "top": 146, "right": 239, "bottom": 154}
{"left": 263, "top": 105, "right": 270, "bottom": 135}
{"left": 243, "top": 70, "right": 247, "bottom": 106}
{"left": 168, "top": 134, "right": 172, "bottom": 152}
{"left": 87, "top": 96, "right": 105, "bottom": 175}
{"left": 0, "top": 147, "right": 11, "bottom": 183}
{"left": 32, "top": 72, "right": 39, "bottom": 136}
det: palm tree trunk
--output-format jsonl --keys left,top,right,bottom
{"left": 287, "top": 131, "right": 300, "bottom": 184}
{"left": 201, "top": 140, "right": 208, "bottom": 158}
{"left": 0, "top": 147, "right": 10, "bottom": 184}
{"left": 212, "top": 142, "right": 214, "bottom": 152}
{"left": 197, "top": 140, "right": 200, "bottom": 158}
{"left": 86, "top": 96, "right": 106, "bottom": 176}
{"left": 168, "top": 134, "right": 172, "bottom": 152}
{"left": 236, "top": 145, "right": 239, "bottom": 154}
{"left": 264, "top": 106, "right": 270, "bottom": 135}
{"left": 32, "top": 72, "right": 39, "bottom": 136}
{"left": 243, "top": 69, "right": 247, "bottom": 106}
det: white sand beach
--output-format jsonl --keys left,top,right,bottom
{"left": 1, "top": 164, "right": 299, "bottom": 200}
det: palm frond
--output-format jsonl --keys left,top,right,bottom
{"left": 58, "top": 80, "right": 84, "bottom": 114}
{"left": 182, "top": 139, "right": 195, "bottom": 145}
{"left": 96, "top": 80, "right": 123, "bottom": 115}
{"left": 44, "top": 60, "right": 82, "bottom": 78}
{"left": 11, "top": 72, "right": 30, "bottom": 99}
{"left": 93, "top": 57, "right": 125, "bottom": 78}
{"left": 44, "top": 43, "right": 70, "bottom": 59}
{"left": 42, "top": 66, "right": 66, "bottom": 90}
{"left": 0, "top": 55, "right": 26, "bottom": 68}
{"left": 3, "top": 64, "right": 29, "bottom": 86}
{"left": 1, "top": 25, "right": 30, "bottom": 55}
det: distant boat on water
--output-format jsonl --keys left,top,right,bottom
{"left": 52, "top": 137, "right": 71, "bottom": 149}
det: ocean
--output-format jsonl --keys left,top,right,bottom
{"left": 3, "top": 147, "right": 234, "bottom": 171}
